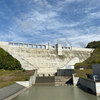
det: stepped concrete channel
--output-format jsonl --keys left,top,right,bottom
{"left": 35, "top": 76, "right": 72, "bottom": 85}
{"left": 0, "top": 41, "right": 94, "bottom": 99}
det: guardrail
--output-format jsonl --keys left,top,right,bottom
{"left": 9, "top": 42, "right": 47, "bottom": 49}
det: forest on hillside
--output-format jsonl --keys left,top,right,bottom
{"left": 0, "top": 48, "right": 21, "bottom": 70}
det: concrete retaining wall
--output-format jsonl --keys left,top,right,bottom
{"left": 79, "top": 78, "right": 100, "bottom": 96}
{"left": 79, "top": 78, "right": 96, "bottom": 93}
{"left": 0, "top": 70, "right": 37, "bottom": 100}
{"left": 29, "top": 69, "right": 37, "bottom": 86}
{"left": 72, "top": 74, "right": 79, "bottom": 86}
{"left": 95, "top": 82, "right": 100, "bottom": 96}
{"left": 73, "top": 76, "right": 100, "bottom": 96}
{"left": 16, "top": 70, "right": 37, "bottom": 87}
{"left": 57, "top": 69, "right": 74, "bottom": 76}
{"left": 92, "top": 64, "right": 100, "bottom": 76}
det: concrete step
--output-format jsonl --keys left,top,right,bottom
{"left": 35, "top": 76, "right": 55, "bottom": 84}
{"left": 55, "top": 76, "right": 72, "bottom": 84}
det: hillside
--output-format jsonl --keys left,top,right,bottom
{"left": 75, "top": 41, "right": 100, "bottom": 69}
{"left": 0, "top": 48, "right": 21, "bottom": 70}
{"left": 0, "top": 48, "right": 35, "bottom": 88}
{"left": 86, "top": 41, "right": 100, "bottom": 48}
{"left": 0, "top": 70, "right": 34, "bottom": 88}
{"left": 75, "top": 41, "right": 100, "bottom": 78}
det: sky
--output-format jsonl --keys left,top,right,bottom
{"left": 0, "top": 0, "right": 100, "bottom": 47}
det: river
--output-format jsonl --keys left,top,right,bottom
{"left": 12, "top": 85, "right": 100, "bottom": 100}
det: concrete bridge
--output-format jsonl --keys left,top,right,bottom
{"left": 0, "top": 41, "right": 93, "bottom": 76}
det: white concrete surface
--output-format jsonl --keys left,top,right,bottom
{"left": 61, "top": 57, "right": 79, "bottom": 69}
{"left": 29, "top": 70, "right": 37, "bottom": 86}
{"left": 0, "top": 41, "right": 93, "bottom": 76}
{"left": 72, "top": 47, "right": 94, "bottom": 52}
{"left": 72, "top": 74, "right": 79, "bottom": 86}
{"left": 56, "top": 44, "right": 62, "bottom": 55}
{"left": 16, "top": 81, "right": 30, "bottom": 88}
{"left": 96, "top": 82, "right": 100, "bottom": 96}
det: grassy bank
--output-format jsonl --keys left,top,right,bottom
{"left": 75, "top": 69, "right": 93, "bottom": 78}
{"left": 0, "top": 70, "right": 34, "bottom": 88}
{"left": 75, "top": 41, "right": 100, "bottom": 70}
{"left": 74, "top": 41, "right": 100, "bottom": 78}
{"left": 75, "top": 48, "right": 100, "bottom": 69}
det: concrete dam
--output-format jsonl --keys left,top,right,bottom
{"left": 0, "top": 41, "right": 93, "bottom": 76}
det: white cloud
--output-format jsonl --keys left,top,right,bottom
{"left": 89, "top": 12, "right": 100, "bottom": 19}
{"left": 51, "top": 33, "right": 100, "bottom": 47}
{"left": 49, "top": 25, "right": 100, "bottom": 47}
{"left": 70, "top": 34, "right": 100, "bottom": 47}
{"left": 1, "top": 0, "right": 100, "bottom": 47}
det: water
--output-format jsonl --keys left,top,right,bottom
{"left": 12, "top": 85, "right": 100, "bottom": 100}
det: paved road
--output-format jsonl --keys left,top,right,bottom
{"left": 0, "top": 83, "right": 25, "bottom": 100}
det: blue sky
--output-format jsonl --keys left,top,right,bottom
{"left": 0, "top": 0, "right": 100, "bottom": 47}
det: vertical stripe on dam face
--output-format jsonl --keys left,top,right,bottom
{"left": 12, "top": 86, "right": 99, "bottom": 100}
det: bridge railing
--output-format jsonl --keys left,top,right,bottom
{"left": 9, "top": 42, "right": 47, "bottom": 49}
{"left": 9, "top": 42, "right": 72, "bottom": 50}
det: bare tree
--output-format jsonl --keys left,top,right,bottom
{"left": 78, "top": 42, "right": 86, "bottom": 48}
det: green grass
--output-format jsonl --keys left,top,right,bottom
{"left": 0, "top": 82, "right": 15, "bottom": 88}
{"left": 0, "top": 48, "right": 21, "bottom": 70}
{"left": 75, "top": 48, "right": 100, "bottom": 69}
{"left": 75, "top": 69, "right": 93, "bottom": 78}
{"left": 86, "top": 41, "right": 100, "bottom": 48}
{"left": 74, "top": 41, "right": 100, "bottom": 78}
{"left": 75, "top": 41, "right": 100, "bottom": 69}
{"left": 0, "top": 70, "right": 34, "bottom": 88}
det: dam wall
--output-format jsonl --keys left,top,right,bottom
{"left": 0, "top": 41, "right": 93, "bottom": 76}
